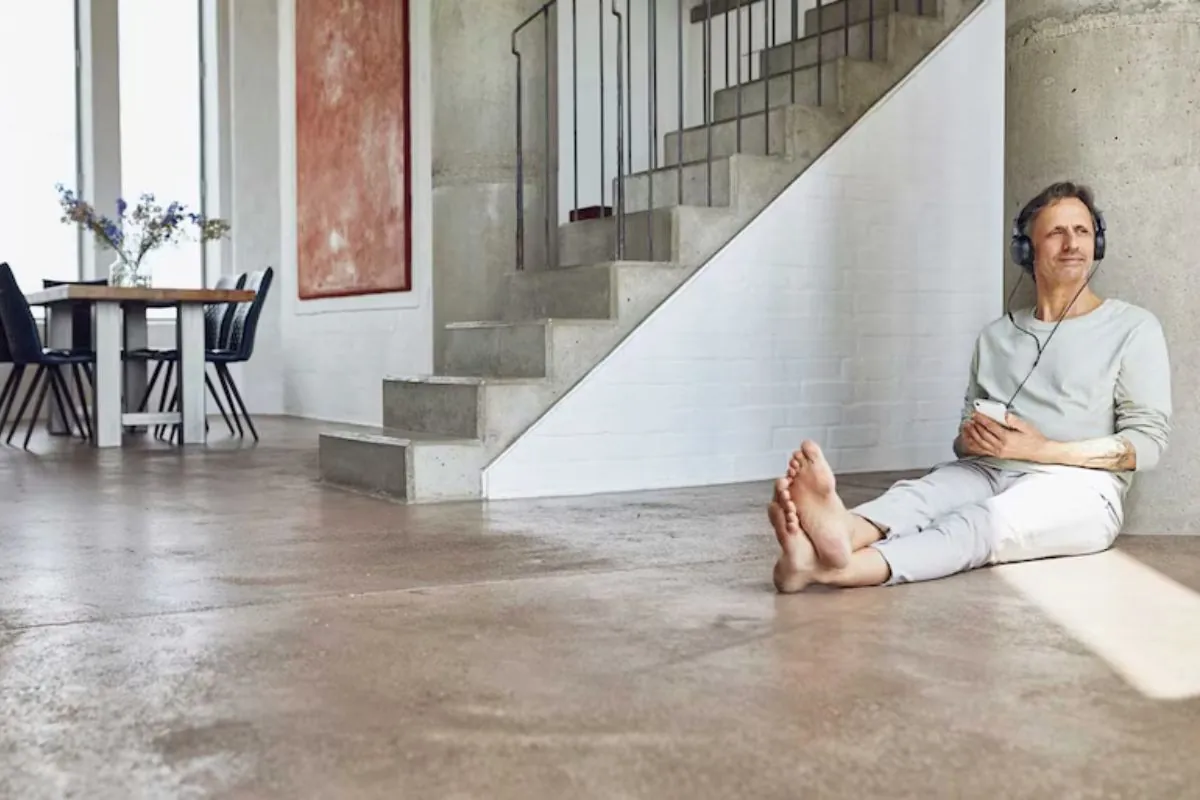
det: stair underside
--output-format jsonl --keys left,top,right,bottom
{"left": 318, "top": 0, "right": 984, "bottom": 502}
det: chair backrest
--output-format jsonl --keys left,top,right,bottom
{"left": 42, "top": 277, "right": 108, "bottom": 351}
{"left": 0, "top": 263, "right": 46, "bottom": 364}
{"left": 0, "top": 263, "right": 11, "bottom": 364}
{"left": 227, "top": 267, "right": 273, "bottom": 361}
{"left": 204, "top": 273, "right": 246, "bottom": 350}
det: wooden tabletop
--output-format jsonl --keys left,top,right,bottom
{"left": 25, "top": 285, "right": 256, "bottom": 307}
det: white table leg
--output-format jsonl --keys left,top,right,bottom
{"left": 123, "top": 302, "right": 147, "bottom": 429}
{"left": 92, "top": 301, "right": 123, "bottom": 447}
{"left": 177, "top": 304, "right": 207, "bottom": 444}
{"left": 45, "top": 306, "right": 73, "bottom": 434}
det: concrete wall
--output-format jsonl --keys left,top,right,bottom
{"left": 431, "top": 0, "right": 555, "bottom": 367}
{"left": 1006, "top": 0, "right": 1200, "bottom": 534}
{"left": 274, "top": 0, "right": 434, "bottom": 425}
{"left": 483, "top": 0, "right": 1005, "bottom": 499}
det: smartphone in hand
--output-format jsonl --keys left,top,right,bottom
{"left": 973, "top": 398, "right": 1009, "bottom": 426}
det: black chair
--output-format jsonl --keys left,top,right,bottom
{"left": 0, "top": 263, "right": 94, "bottom": 448}
{"left": 134, "top": 268, "right": 272, "bottom": 443}
{"left": 42, "top": 277, "right": 108, "bottom": 351}
{"left": 0, "top": 263, "right": 23, "bottom": 435}
{"left": 40, "top": 277, "right": 104, "bottom": 435}
{"left": 132, "top": 273, "right": 245, "bottom": 439}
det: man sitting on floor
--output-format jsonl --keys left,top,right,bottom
{"left": 769, "top": 181, "right": 1173, "bottom": 592}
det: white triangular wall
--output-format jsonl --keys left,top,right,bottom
{"left": 484, "top": 0, "right": 1005, "bottom": 500}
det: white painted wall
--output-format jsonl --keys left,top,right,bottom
{"left": 273, "top": 0, "right": 434, "bottom": 425}
{"left": 484, "top": 0, "right": 1005, "bottom": 499}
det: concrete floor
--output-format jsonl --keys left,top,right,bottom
{"left": 2, "top": 417, "right": 1199, "bottom": 799}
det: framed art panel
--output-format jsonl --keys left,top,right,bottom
{"left": 295, "top": 0, "right": 411, "bottom": 299}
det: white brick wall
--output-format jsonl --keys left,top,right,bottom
{"left": 483, "top": 0, "right": 1005, "bottom": 499}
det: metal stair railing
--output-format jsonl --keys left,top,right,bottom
{"left": 513, "top": 0, "right": 908, "bottom": 271}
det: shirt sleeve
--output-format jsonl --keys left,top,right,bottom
{"left": 960, "top": 336, "right": 983, "bottom": 426}
{"left": 1115, "top": 316, "right": 1173, "bottom": 471}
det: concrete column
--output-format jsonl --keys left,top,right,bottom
{"left": 76, "top": 0, "right": 122, "bottom": 280}
{"left": 1006, "top": 0, "right": 1200, "bottom": 533}
{"left": 431, "top": 0, "right": 558, "bottom": 369}
{"left": 201, "top": 0, "right": 234, "bottom": 284}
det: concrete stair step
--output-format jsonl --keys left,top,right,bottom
{"left": 662, "top": 103, "right": 851, "bottom": 165}
{"left": 618, "top": 153, "right": 803, "bottom": 213}
{"left": 381, "top": 375, "right": 546, "bottom": 439}
{"left": 501, "top": 261, "right": 690, "bottom": 321}
{"left": 713, "top": 57, "right": 886, "bottom": 120}
{"left": 556, "top": 204, "right": 738, "bottom": 268}
{"left": 759, "top": 11, "right": 894, "bottom": 79}
{"left": 803, "top": 0, "right": 938, "bottom": 36}
{"left": 318, "top": 428, "right": 484, "bottom": 503}
{"left": 382, "top": 376, "right": 556, "bottom": 455}
{"left": 441, "top": 318, "right": 617, "bottom": 379}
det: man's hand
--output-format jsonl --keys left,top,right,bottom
{"left": 960, "top": 412, "right": 1049, "bottom": 462}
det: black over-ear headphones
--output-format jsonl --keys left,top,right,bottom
{"left": 1009, "top": 201, "right": 1107, "bottom": 273}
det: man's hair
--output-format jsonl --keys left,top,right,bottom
{"left": 1016, "top": 180, "right": 1102, "bottom": 235}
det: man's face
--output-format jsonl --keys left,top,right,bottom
{"left": 1031, "top": 197, "right": 1095, "bottom": 284}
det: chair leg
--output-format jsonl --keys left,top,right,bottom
{"left": 70, "top": 364, "right": 94, "bottom": 443}
{"left": 0, "top": 366, "right": 24, "bottom": 434}
{"left": 7, "top": 366, "right": 44, "bottom": 444}
{"left": 0, "top": 368, "right": 17, "bottom": 421}
{"left": 48, "top": 368, "right": 87, "bottom": 440}
{"left": 206, "top": 369, "right": 235, "bottom": 436}
{"left": 21, "top": 369, "right": 52, "bottom": 449}
{"left": 155, "top": 362, "right": 176, "bottom": 440}
{"left": 136, "top": 361, "right": 165, "bottom": 412}
{"left": 215, "top": 366, "right": 244, "bottom": 437}
{"left": 217, "top": 364, "right": 257, "bottom": 442}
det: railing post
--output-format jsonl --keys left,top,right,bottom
{"left": 512, "top": 31, "right": 524, "bottom": 271}
{"left": 611, "top": 0, "right": 625, "bottom": 260}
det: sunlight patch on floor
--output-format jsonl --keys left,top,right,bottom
{"left": 995, "top": 549, "right": 1200, "bottom": 701}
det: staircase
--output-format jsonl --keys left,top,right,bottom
{"left": 319, "top": 0, "right": 983, "bottom": 502}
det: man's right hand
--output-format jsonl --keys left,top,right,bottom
{"left": 955, "top": 419, "right": 991, "bottom": 458}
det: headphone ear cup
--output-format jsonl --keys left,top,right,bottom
{"left": 1010, "top": 231, "right": 1034, "bottom": 273}
{"left": 1093, "top": 212, "right": 1107, "bottom": 260}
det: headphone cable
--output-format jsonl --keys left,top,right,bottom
{"left": 1003, "top": 261, "right": 1100, "bottom": 409}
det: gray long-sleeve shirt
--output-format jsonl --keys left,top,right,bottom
{"left": 960, "top": 298, "right": 1172, "bottom": 490}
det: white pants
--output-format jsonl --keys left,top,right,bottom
{"left": 852, "top": 459, "right": 1125, "bottom": 585}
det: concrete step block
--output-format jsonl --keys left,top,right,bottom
{"left": 661, "top": 103, "right": 851, "bottom": 165}
{"left": 803, "top": 0, "right": 937, "bottom": 36}
{"left": 617, "top": 156, "right": 733, "bottom": 212}
{"left": 441, "top": 318, "right": 630, "bottom": 381}
{"left": 620, "top": 154, "right": 809, "bottom": 213}
{"left": 380, "top": 375, "right": 544, "bottom": 439}
{"left": 713, "top": 57, "right": 891, "bottom": 121}
{"left": 382, "top": 376, "right": 556, "bottom": 454}
{"left": 712, "top": 58, "right": 843, "bottom": 119}
{"left": 556, "top": 205, "right": 738, "bottom": 268}
{"left": 500, "top": 260, "right": 688, "bottom": 322}
{"left": 318, "top": 429, "right": 484, "bottom": 503}
{"left": 760, "top": 12, "right": 892, "bottom": 79}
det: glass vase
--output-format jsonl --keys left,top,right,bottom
{"left": 108, "top": 255, "right": 151, "bottom": 288}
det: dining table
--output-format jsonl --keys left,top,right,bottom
{"left": 25, "top": 284, "right": 255, "bottom": 448}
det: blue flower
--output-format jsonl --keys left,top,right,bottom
{"left": 117, "top": 198, "right": 127, "bottom": 216}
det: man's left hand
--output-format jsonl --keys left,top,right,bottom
{"left": 964, "top": 412, "right": 1048, "bottom": 462}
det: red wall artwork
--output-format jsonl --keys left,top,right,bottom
{"left": 295, "top": 0, "right": 411, "bottom": 299}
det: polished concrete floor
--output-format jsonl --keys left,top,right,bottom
{"left": 2, "top": 417, "right": 1199, "bottom": 798}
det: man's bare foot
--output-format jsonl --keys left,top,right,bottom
{"left": 768, "top": 501, "right": 816, "bottom": 593}
{"left": 787, "top": 441, "right": 853, "bottom": 569}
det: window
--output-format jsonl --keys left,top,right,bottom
{"left": 0, "top": 0, "right": 80, "bottom": 294}
{"left": 118, "top": 0, "right": 204, "bottom": 290}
